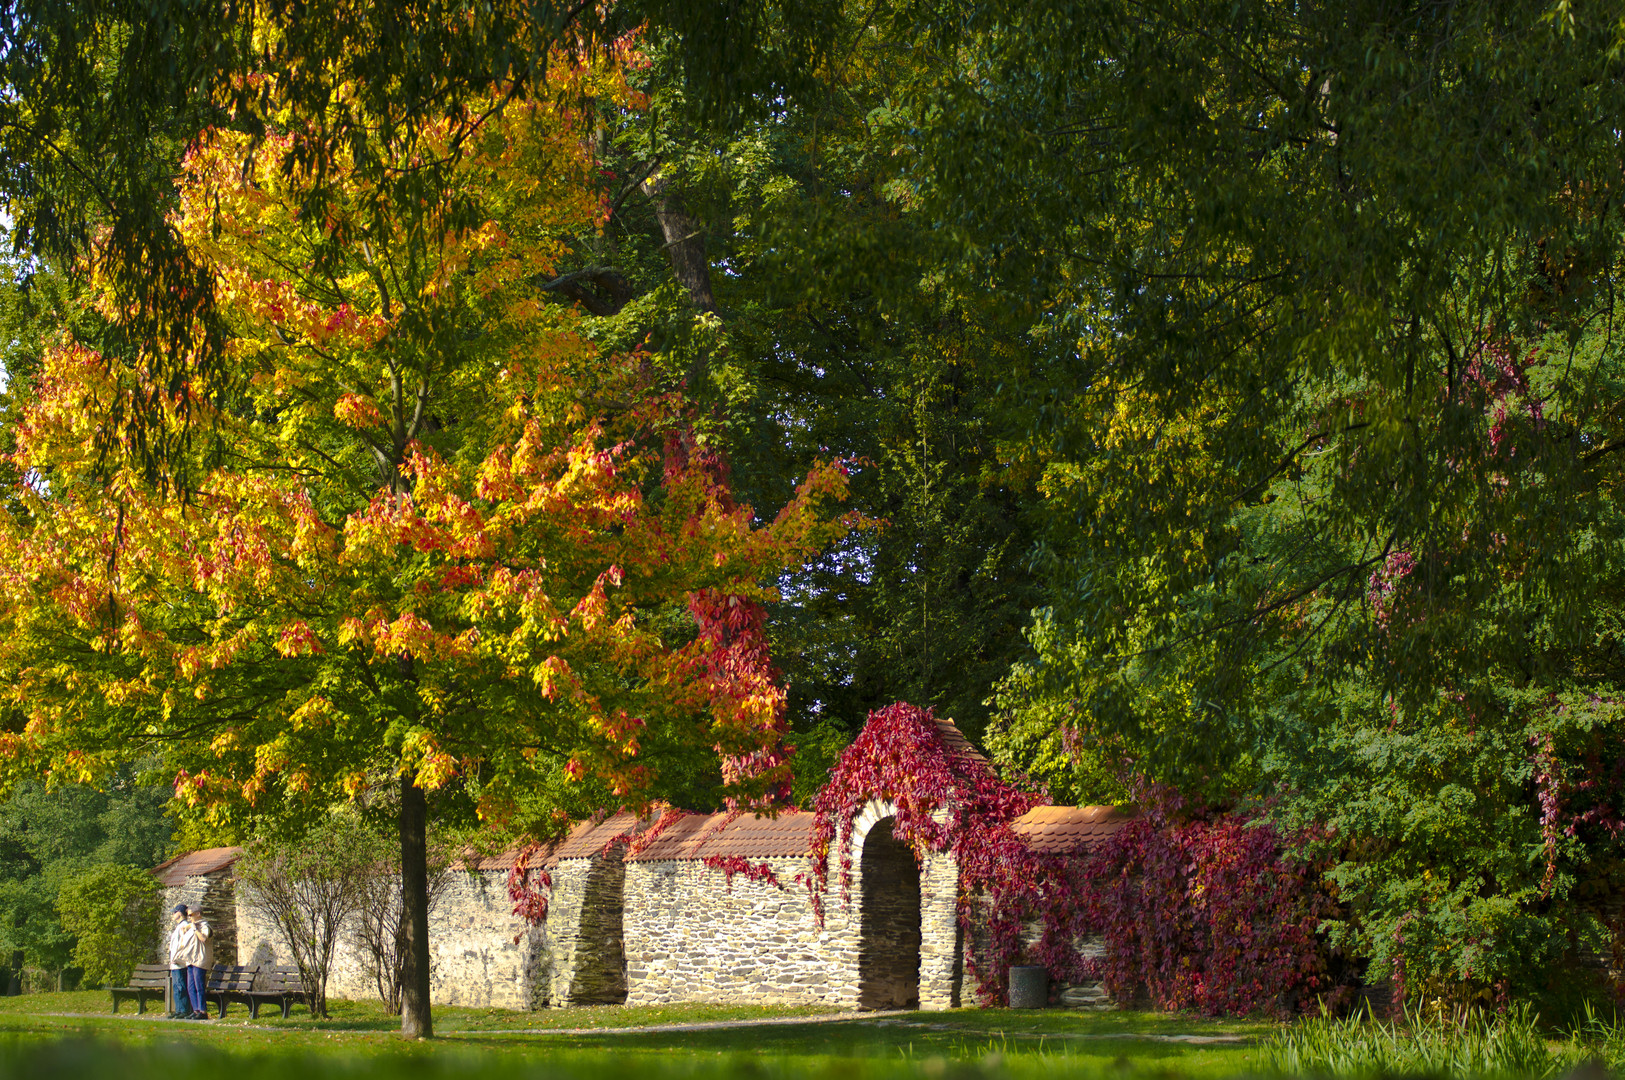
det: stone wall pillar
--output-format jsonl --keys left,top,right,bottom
{"left": 810, "top": 837, "right": 863, "bottom": 1009}
{"left": 543, "top": 850, "right": 629, "bottom": 1006}
{"left": 918, "top": 811, "right": 961, "bottom": 1009}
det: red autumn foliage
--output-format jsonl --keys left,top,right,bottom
{"left": 701, "top": 853, "right": 788, "bottom": 892}
{"left": 506, "top": 847, "right": 553, "bottom": 924}
{"left": 662, "top": 425, "right": 802, "bottom": 809}
{"left": 808, "top": 703, "right": 1333, "bottom": 1014}
{"left": 1079, "top": 787, "right": 1334, "bottom": 1015}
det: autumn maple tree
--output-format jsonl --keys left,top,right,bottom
{"left": 0, "top": 43, "right": 850, "bottom": 1036}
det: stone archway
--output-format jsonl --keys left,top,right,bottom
{"left": 857, "top": 816, "right": 921, "bottom": 1009}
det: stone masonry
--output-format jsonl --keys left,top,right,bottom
{"left": 539, "top": 815, "right": 639, "bottom": 1007}
{"left": 622, "top": 854, "right": 852, "bottom": 1006}
{"left": 154, "top": 847, "right": 242, "bottom": 966}
{"left": 152, "top": 719, "right": 1126, "bottom": 1013}
{"left": 235, "top": 863, "right": 546, "bottom": 1010}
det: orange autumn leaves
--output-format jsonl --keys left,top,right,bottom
{"left": 0, "top": 46, "right": 853, "bottom": 832}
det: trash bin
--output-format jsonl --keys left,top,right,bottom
{"left": 1009, "top": 965, "right": 1048, "bottom": 1008}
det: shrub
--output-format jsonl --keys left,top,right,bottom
{"left": 351, "top": 827, "right": 456, "bottom": 1015}
{"left": 54, "top": 864, "right": 160, "bottom": 988}
{"left": 236, "top": 815, "right": 375, "bottom": 1017}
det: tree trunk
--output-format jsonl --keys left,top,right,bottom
{"left": 640, "top": 173, "right": 716, "bottom": 312}
{"left": 398, "top": 772, "right": 433, "bottom": 1039}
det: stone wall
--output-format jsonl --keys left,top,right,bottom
{"left": 140, "top": 714, "right": 1137, "bottom": 1015}
{"left": 147, "top": 792, "right": 1128, "bottom": 1016}
{"left": 158, "top": 871, "right": 238, "bottom": 966}
{"left": 153, "top": 828, "right": 1089, "bottom": 1015}
{"left": 621, "top": 854, "right": 860, "bottom": 1007}
{"left": 542, "top": 853, "right": 629, "bottom": 1006}
{"left": 424, "top": 869, "right": 542, "bottom": 1009}
{"left": 236, "top": 868, "right": 545, "bottom": 1010}
{"left": 918, "top": 847, "right": 962, "bottom": 1009}
{"left": 618, "top": 800, "right": 965, "bottom": 1012}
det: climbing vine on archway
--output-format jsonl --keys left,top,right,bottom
{"left": 806, "top": 701, "right": 1054, "bottom": 1004}
{"left": 808, "top": 703, "right": 1334, "bottom": 1013}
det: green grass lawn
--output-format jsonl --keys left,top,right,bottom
{"left": 0, "top": 990, "right": 1272, "bottom": 1080}
{"left": 0, "top": 989, "right": 851, "bottom": 1031}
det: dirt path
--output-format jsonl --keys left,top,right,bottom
{"left": 470, "top": 1011, "right": 908, "bottom": 1036}
{"left": 471, "top": 1013, "right": 1251, "bottom": 1043}
{"left": 36, "top": 1008, "right": 1252, "bottom": 1044}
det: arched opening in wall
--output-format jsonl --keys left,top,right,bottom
{"left": 858, "top": 817, "right": 921, "bottom": 1009}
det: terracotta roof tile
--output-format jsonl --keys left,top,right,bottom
{"left": 1009, "top": 805, "right": 1133, "bottom": 855}
{"left": 555, "top": 813, "right": 643, "bottom": 860}
{"left": 457, "top": 813, "right": 643, "bottom": 872}
{"left": 625, "top": 810, "right": 816, "bottom": 862}
{"left": 151, "top": 846, "right": 243, "bottom": 886}
{"left": 934, "top": 716, "right": 987, "bottom": 764}
{"left": 454, "top": 849, "right": 525, "bottom": 873}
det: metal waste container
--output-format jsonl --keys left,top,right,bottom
{"left": 1008, "top": 965, "right": 1048, "bottom": 1008}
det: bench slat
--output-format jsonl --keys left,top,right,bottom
{"left": 206, "top": 965, "right": 257, "bottom": 991}
{"left": 109, "top": 966, "right": 173, "bottom": 1015}
{"left": 244, "top": 965, "right": 311, "bottom": 1019}
{"left": 203, "top": 964, "right": 262, "bottom": 1018}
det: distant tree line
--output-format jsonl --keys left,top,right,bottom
{"left": 0, "top": 765, "right": 171, "bottom": 991}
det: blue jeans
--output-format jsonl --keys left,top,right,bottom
{"left": 185, "top": 965, "right": 207, "bottom": 1015}
{"left": 169, "top": 967, "right": 186, "bottom": 1014}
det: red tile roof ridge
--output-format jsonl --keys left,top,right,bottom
{"left": 625, "top": 808, "right": 817, "bottom": 863}
{"left": 452, "top": 812, "right": 647, "bottom": 873}
{"left": 1007, "top": 805, "right": 1134, "bottom": 856}
{"left": 1011, "top": 804, "right": 1130, "bottom": 824}
{"left": 932, "top": 716, "right": 988, "bottom": 764}
{"left": 151, "top": 846, "right": 244, "bottom": 886}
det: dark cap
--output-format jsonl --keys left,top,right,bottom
{"left": 171, "top": 903, "right": 188, "bottom": 914}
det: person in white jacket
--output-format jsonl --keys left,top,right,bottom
{"left": 185, "top": 907, "right": 212, "bottom": 1019}
{"left": 165, "top": 905, "right": 191, "bottom": 1018}
{"left": 166, "top": 905, "right": 210, "bottom": 1019}
{"left": 192, "top": 907, "right": 214, "bottom": 971}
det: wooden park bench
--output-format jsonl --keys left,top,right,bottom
{"left": 203, "top": 964, "right": 258, "bottom": 1018}
{"left": 109, "top": 964, "right": 171, "bottom": 1014}
{"left": 245, "top": 965, "right": 310, "bottom": 1019}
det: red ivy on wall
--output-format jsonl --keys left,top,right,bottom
{"left": 1080, "top": 787, "right": 1334, "bottom": 1015}
{"left": 507, "top": 846, "right": 553, "bottom": 923}
{"left": 508, "top": 700, "right": 1332, "bottom": 1016}
{"left": 806, "top": 701, "right": 1048, "bottom": 1004}
{"left": 701, "top": 853, "right": 788, "bottom": 891}
{"left": 808, "top": 702, "right": 1332, "bottom": 1014}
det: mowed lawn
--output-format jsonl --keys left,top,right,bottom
{"left": 0, "top": 991, "right": 1274, "bottom": 1079}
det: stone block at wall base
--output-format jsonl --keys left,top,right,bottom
{"left": 1058, "top": 982, "right": 1111, "bottom": 1009}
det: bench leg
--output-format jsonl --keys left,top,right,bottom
{"left": 136, "top": 993, "right": 145, "bottom": 1015}
{"left": 281, "top": 996, "right": 291, "bottom": 1020}
{"left": 248, "top": 999, "right": 259, "bottom": 1020}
